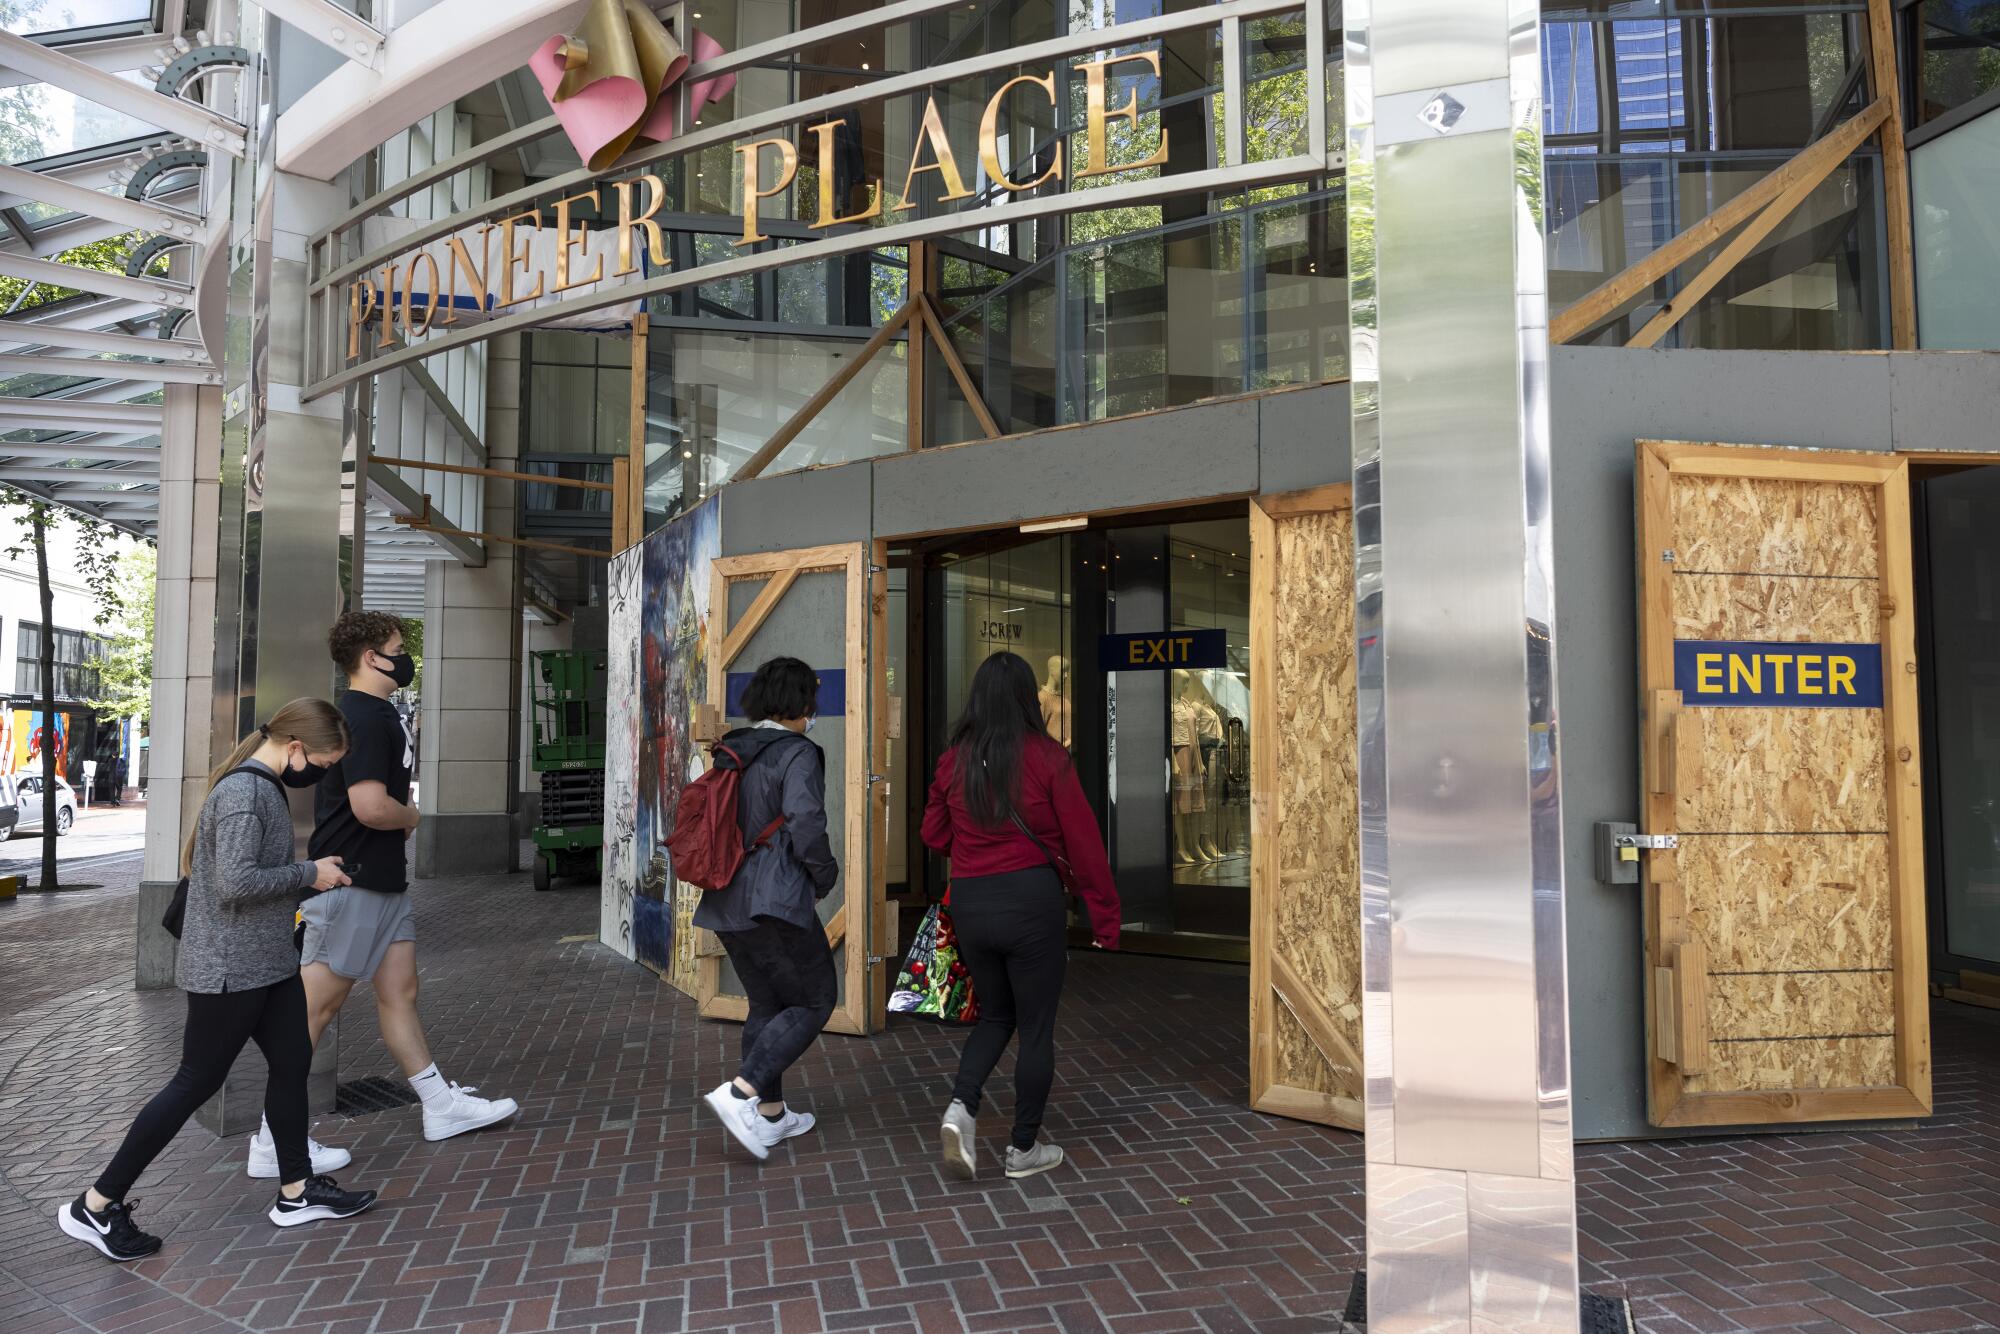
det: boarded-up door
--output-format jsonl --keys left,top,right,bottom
{"left": 695, "top": 542, "right": 894, "bottom": 1037}
{"left": 1637, "top": 441, "right": 1930, "bottom": 1126}
{"left": 1249, "top": 485, "right": 1363, "bottom": 1130}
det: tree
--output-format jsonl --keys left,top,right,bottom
{"left": 90, "top": 545, "right": 155, "bottom": 726}
{"left": 0, "top": 490, "right": 125, "bottom": 890}
{"left": 0, "top": 232, "right": 168, "bottom": 317}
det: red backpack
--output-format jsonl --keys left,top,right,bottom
{"left": 665, "top": 739, "right": 793, "bottom": 891}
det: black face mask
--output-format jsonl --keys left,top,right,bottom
{"left": 373, "top": 651, "right": 416, "bottom": 689}
{"left": 282, "top": 758, "right": 327, "bottom": 789}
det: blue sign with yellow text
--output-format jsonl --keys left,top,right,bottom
{"left": 1673, "top": 640, "right": 1882, "bottom": 708}
{"left": 1098, "top": 629, "right": 1228, "bottom": 672}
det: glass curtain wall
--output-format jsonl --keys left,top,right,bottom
{"left": 1542, "top": 0, "right": 1889, "bottom": 348}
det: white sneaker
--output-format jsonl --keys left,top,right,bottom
{"left": 247, "top": 1123, "right": 352, "bottom": 1178}
{"left": 702, "top": 1082, "right": 771, "bottom": 1161}
{"left": 755, "top": 1106, "right": 816, "bottom": 1148}
{"left": 420, "top": 1083, "right": 519, "bottom": 1142}
{"left": 941, "top": 1100, "right": 977, "bottom": 1180}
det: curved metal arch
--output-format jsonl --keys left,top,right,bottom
{"left": 152, "top": 45, "right": 254, "bottom": 99}
{"left": 124, "top": 234, "right": 192, "bottom": 278}
{"left": 123, "top": 147, "right": 210, "bottom": 203}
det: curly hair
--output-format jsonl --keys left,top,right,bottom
{"left": 328, "top": 610, "right": 405, "bottom": 675}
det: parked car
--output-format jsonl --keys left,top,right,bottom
{"left": 9, "top": 774, "right": 77, "bottom": 837}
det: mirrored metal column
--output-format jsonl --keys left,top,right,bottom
{"left": 1347, "top": 0, "right": 1579, "bottom": 1318}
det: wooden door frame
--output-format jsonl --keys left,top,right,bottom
{"left": 1248, "top": 482, "right": 1365, "bottom": 1130}
{"left": 694, "top": 540, "right": 887, "bottom": 1037}
{"left": 1637, "top": 440, "right": 1931, "bottom": 1127}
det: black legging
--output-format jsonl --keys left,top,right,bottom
{"left": 718, "top": 917, "right": 838, "bottom": 1104}
{"left": 95, "top": 975, "right": 314, "bottom": 1200}
{"left": 949, "top": 867, "right": 1068, "bottom": 1150}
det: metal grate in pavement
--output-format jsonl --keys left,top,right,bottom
{"left": 333, "top": 1074, "right": 421, "bottom": 1115}
{"left": 1342, "top": 1274, "right": 1634, "bottom": 1331}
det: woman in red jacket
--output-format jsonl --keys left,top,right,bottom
{"left": 922, "top": 651, "right": 1120, "bottom": 1180}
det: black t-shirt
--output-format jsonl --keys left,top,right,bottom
{"left": 310, "top": 690, "right": 414, "bottom": 893}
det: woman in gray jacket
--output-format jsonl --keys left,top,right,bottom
{"left": 59, "top": 699, "right": 379, "bottom": 1263}
{"left": 697, "top": 657, "right": 839, "bottom": 1161}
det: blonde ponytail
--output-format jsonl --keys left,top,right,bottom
{"left": 180, "top": 697, "right": 348, "bottom": 875}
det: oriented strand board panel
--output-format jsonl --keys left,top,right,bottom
{"left": 1677, "top": 707, "right": 1888, "bottom": 833}
{"left": 1274, "top": 1000, "right": 1348, "bottom": 1098}
{"left": 1707, "top": 971, "right": 1894, "bottom": 1041}
{"left": 1671, "top": 476, "right": 1880, "bottom": 577}
{"left": 1270, "top": 507, "right": 1362, "bottom": 1104}
{"left": 1686, "top": 1036, "right": 1895, "bottom": 1093}
{"left": 1672, "top": 572, "right": 1880, "bottom": 642}
{"left": 1681, "top": 834, "right": 1892, "bottom": 973}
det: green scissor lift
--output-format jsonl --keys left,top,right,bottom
{"left": 530, "top": 649, "right": 608, "bottom": 891}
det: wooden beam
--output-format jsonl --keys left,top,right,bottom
{"left": 368, "top": 453, "right": 616, "bottom": 491}
{"left": 907, "top": 240, "right": 928, "bottom": 452}
{"left": 1271, "top": 950, "right": 1366, "bottom": 1088}
{"left": 629, "top": 310, "right": 649, "bottom": 540}
{"left": 1867, "top": 0, "right": 1917, "bottom": 348}
{"left": 717, "top": 565, "right": 801, "bottom": 670}
{"left": 736, "top": 303, "right": 912, "bottom": 482}
{"left": 1626, "top": 102, "right": 1889, "bottom": 348}
{"left": 1552, "top": 100, "right": 1889, "bottom": 345}
{"left": 917, "top": 293, "right": 1001, "bottom": 440}
{"left": 611, "top": 455, "right": 630, "bottom": 552}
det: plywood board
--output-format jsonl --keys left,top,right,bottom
{"left": 1636, "top": 441, "right": 1929, "bottom": 1128}
{"left": 1681, "top": 834, "right": 1892, "bottom": 973}
{"left": 1670, "top": 475, "right": 1879, "bottom": 578}
{"left": 1671, "top": 572, "right": 1880, "bottom": 643}
{"left": 1250, "top": 491, "right": 1362, "bottom": 1131}
{"left": 1707, "top": 970, "right": 1894, "bottom": 1042}
{"left": 1676, "top": 707, "right": 1887, "bottom": 834}
{"left": 1685, "top": 1036, "right": 1895, "bottom": 1093}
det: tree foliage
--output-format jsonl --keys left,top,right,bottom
{"left": 89, "top": 545, "right": 155, "bottom": 724}
{"left": 0, "top": 232, "right": 165, "bottom": 315}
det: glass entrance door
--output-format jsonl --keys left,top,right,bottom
{"left": 921, "top": 512, "right": 1255, "bottom": 961}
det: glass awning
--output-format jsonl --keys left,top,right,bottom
{"left": 12, "top": 0, "right": 160, "bottom": 44}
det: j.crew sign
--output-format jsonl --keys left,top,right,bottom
{"left": 344, "top": 53, "right": 1170, "bottom": 359}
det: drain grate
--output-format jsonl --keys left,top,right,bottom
{"left": 1342, "top": 1274, "right": 1633, "bottom": 1331}
{"left": 334, "top": 1075, "right": 422, "bottom": 1116}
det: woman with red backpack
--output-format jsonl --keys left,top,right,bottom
{"left": 693, "top": 657, "right": 839, "bottom": 1161}
{"left": 923, "top": 651, "right": 1121, "bottom": 1181}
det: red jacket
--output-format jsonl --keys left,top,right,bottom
{"left": 921, "top": 734, "right": 1121, "bottom": 949}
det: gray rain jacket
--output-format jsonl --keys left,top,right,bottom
{"left": 689, "top": 725, "right": 839, "bottom": 935}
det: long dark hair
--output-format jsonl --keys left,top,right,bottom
{"left": 948, "top": 651, "right": 1046, "bottom": 828}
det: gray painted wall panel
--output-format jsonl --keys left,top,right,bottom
{"left": 1553, "top": 347, "right": 1895, "bottom": 454}
{"left": 871, "top": 396, "right": 1263, "bottom": 537}
{"left": 1257, "top": 383, "right": 1353, "bottom": 494}
{"left": 1888, "top": 352, "right": 2000, "bottom": 452}
{"left": 720, "top": 460, "right": 876, "bottom": 556}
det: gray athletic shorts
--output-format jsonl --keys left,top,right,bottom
{"left": 300, "top": 885, "right": 416, "bottom": 980}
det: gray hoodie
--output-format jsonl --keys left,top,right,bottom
{"left": 176, "top": 760, "right": 318, "bottom": 994}
{"left": 689, "top": 725, "right": 838, "bottom": 935}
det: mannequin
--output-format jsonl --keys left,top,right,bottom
{"left": 1038, "top": 655, "right": 1072, "bottom": 749}
{"left": 1171, "top": 671, "right": 1213, "bottom": 864}
{"left": 1194, "top": 674, "right": 1226, "bottom": 861}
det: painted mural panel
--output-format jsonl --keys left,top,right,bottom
{"left": 600, "top": 496, "right": 720, "bottom": 993}
{"left": 602, "top": 546, "right": 643, "bottom": 961}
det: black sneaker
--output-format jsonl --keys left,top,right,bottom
{"left": 56, "top": 1194, "right": 162, "bottom": 1262}
{"left": 267, "top": 1174, "right": 378, "bottom": 1228}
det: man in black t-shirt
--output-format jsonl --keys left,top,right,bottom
{"left": 249, "top": 613, "right": 516, "bottom": 1179}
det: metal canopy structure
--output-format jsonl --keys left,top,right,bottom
{"left": 0, "top": 1, "right": 474, "bottom": 598}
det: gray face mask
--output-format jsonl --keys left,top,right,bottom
{"left": 803, "top": 715, "right": 816, "bottom": 735}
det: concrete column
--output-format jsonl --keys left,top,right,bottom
{"left": 415, "top": 333, "right": 523, "bottom": 877}
{"left": 193, "top": 164, "right": 350, "bottom": 1136}
{"left": 136, "top": 384, "right": 220, "bottom": 990}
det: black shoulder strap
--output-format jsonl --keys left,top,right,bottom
{"left": 223, "top": 765, "right": 290, "bottom": 799}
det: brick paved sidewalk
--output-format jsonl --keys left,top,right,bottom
{"left": 1, "top": 864, "right": 1997, "bottom": 1333}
